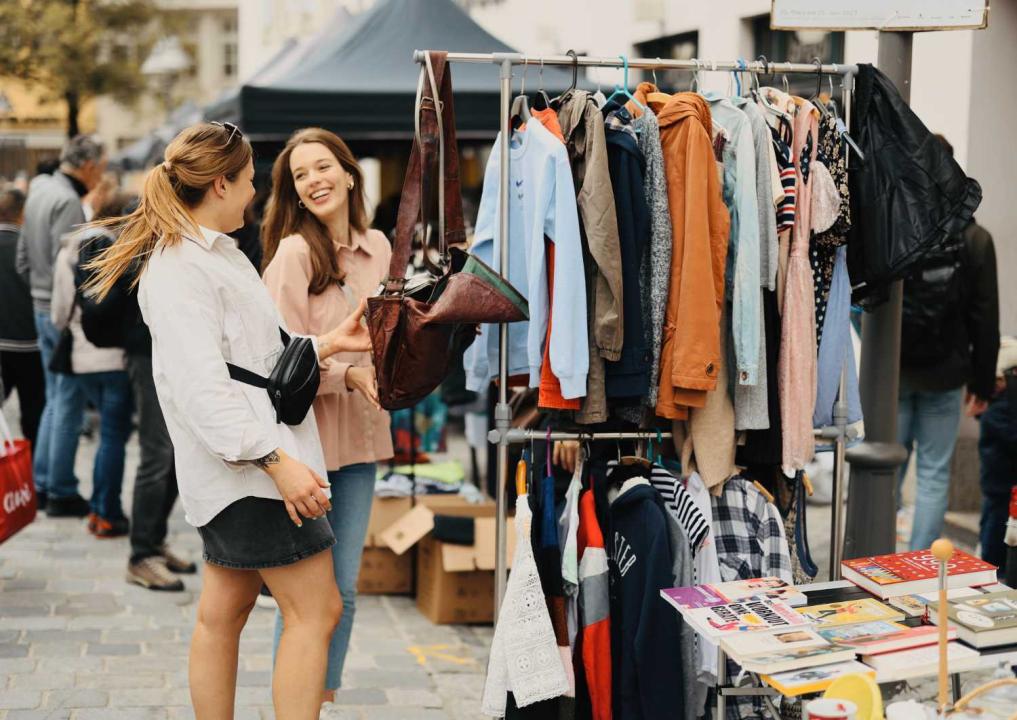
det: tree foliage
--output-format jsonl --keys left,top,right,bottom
{"left": 0, "top": 0, "right": 170, "bottom": 136}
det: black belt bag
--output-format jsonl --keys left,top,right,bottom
{"left": 226, "top": 329, "right": 320, "bottom": 425}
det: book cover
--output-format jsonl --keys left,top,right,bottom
{"left": 825, "top": 624, "right": 955, "bottom": 655}
{"left": 661, "top": 577, "right": 807, "bottom": 610}
{"left": 722, "top": 627, "right": 829, "bottom": 658}
{"left": 761, "top": 660, "right": 875, "bottom": 697}
{"left": 843, "top": 549, "right": 996, "bottom": 592}
{"left": 817, "top": 621, "right": 910, "bottom": 646}
{"left": 863, "top": 642, "right": 980, "bottom": 682}
{"left": 930, "top": 590, "right": 1017, "bottom": 648}
{"left": 676, "top": 597, "right": 811, "bottom": 639}
{"left": 798, "top": 599, "right": 904, "bottom": 627}
{"left": 889, "top": 587, "right": 982, "bottom": 617}
{"left": 737, "top": 644, "right": 857, "bottom": 674}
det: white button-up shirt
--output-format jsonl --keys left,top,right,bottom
{"left": 138, "top": 225, "right": 327, "bottom": 527}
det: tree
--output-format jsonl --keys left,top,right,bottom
{"left": 0, "top": 0, "right": 169, "bottom": 137}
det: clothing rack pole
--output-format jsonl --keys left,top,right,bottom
{"left": 412, "top": 48, "right": 860, "bottom": 620}
{"left": 489, "top": 429, "right": 674, "bottom": 444}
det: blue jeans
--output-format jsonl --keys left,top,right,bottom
{"left": 33, "top": 312, "right": 84, "bottom": 499}
{"left": 76, "top": 371, "right": 133, "bottom": 520}
{"left": 897, "top": 383, "right": 964, "bottom": 552}
{"left": 273, "top": 462, "right": 376, "bottom": 690}
{"left": 978, "top": 391, "right": 1016, "bottom": 570}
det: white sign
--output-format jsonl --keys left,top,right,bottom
{"left": 771, "top": 0, "right": 988, "bottom": 31}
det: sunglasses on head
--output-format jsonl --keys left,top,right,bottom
{"left": 210, "top": 121, "right": 242, "bottom": 146}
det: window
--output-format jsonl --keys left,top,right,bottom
{"left": 750, "top": 15, "right": 844, "bottom": 96}
{"left": 221, "top": 13, "right": 238, "bottom": 79}
{"left": 634, "top": 31, "right": 698, "bottom": 91}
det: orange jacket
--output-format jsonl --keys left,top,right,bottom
{"left": 638, "top": 86, "right": 729, "bottom": 420}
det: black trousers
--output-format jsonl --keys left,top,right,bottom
{"left": 126, "top": 354, "right": 178, "bottom": 564}
{"left": 0, "top": 349, "right": 45, "bottom": 451}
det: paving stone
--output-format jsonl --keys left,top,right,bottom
{"left": 108, "top": 688, "right": 191, "bottom": 707}
{"left": 385, "top": 688, "right": 444, "bottom": 708}
{"left": 333, "top": 688, "right": 386, "bottom": 705}
{"left": 5, "top": 710, "right": 72, "bottom": 720}
{"left": 346, "top": 669, "right": 434, "bottom": 690}
{"left": 1, "top": 579, "right": 47, "bottom": 591}
{"left": 320, "top": 706, "right": 360, "bottom": 720}
{"left": 361, "top": 708, "right": 449, "bottom": 720}
{"left": 42, "top": 689, "right": 108, "bottom": 710}
{"left": 142, "top": 642, "right": 188, "bottom": 657}
{"left": 74, "top": 672, "right": 165, "bottom": 690}
{"left": 35, "top": 658, "right": 103, "bottom": 673}
{"left": 0, "top": 618, "right": 68, "bottom": 632}
{"left": 106, "top": 655, "right": 183, "bottom": 673}
{"left": 233, "top": 687, "right": 272, "bottom": 706}
{"left": 9, "top": 672, "right": 74, "bottom": 690}
{"left": 236, "top": 670, "right": 271, "bottom": 687}
{"left": 30, "top": 644, "right": 83, "bottom": 659}
{"left": 84, "top": 643, "right": 140, "bottom": 657}
{"left": 101, "top": 628, "right": 177, "bottom": 644}
{"left": 0, "top": 644, "right": 29, "bottom": 658}
{"left": 71, "top": 710, "right": 169, "bottom": 720}
{"left": 0, "top": 690, "right": 42, "bottom": 710}
{"left": 0, "top": 606, "right": 53, "bottom": 618}
{"left": 22, "top": 631, "right": 101, "bottom": 644}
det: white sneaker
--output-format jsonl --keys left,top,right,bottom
{"left": 255, "top": 588, "right": 277, "bottom": 610}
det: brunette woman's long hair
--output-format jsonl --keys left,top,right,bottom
{"left": 260, "top": 128, "right": 368, "bottom": 295}
{"left": 83, "top": 123, "right": 252, "bottom": 299}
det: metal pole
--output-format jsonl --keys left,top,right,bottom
{"left": 843, "top": 33, "right": 912, "bottom": 560}
{"left": 493, "top": 57, "right": 513, "bottom": 618}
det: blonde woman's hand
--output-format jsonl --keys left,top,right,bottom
{"left": 256, "top": 449, "right": 332, "bottom": 526}
{"left": 319, "top": 298, "right": 372, "bottom": 359}
{"left": 552, "top": 441, "right": 580, "bottom": 473}
{"left": 345, "top": 365, "right": 381, "bottom": 410}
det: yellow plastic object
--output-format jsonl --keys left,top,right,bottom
{"left": 823, "top": 673, "right": 884, "bottom": 720}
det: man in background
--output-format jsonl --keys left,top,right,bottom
{"left": 897, "top": 134, "right": 1000, "bottom": 552}
{"left": 16, "top": 135, "right": 107, "bottom": 516}
{"left": 0, "top": 187, "right": 43, "bottom": 448}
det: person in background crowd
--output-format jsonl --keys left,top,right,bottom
{"left": 16, "top": 134, "right": 107, "bottom": 516}
{"left": 978, "top": 336, "right": 1017, "bottom": 570}
{"left": 76, "top": 194, "right": 197, "bottom": 588}
{"left": 83, "top": 122, "right": 373, "bottom": 720}
{"left": 50, "top": 191, "right": 134, "bottom": 537}
{"left": 261, "top": 127, "right": 393, "bottom": 706}
{"left": 0, "top": 187, "right": 44, "bottom": 448}
{"left": 897, "top": 134, "right": 1000, "bottom": 552}
{"left": 82, "top": 173, "right": 117, "bottom": 223}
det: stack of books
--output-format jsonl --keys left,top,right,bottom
{"left": 841, "top": 548, "right": 996, "bottom": 599}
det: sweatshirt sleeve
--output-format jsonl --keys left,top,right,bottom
{"left": 965, "top": 227, "right": 1000, "bottom": 399}
{"left": 635, "top": 515, "right": 685, "bottom": 720}
{"left": 50, "top": 244, "right": 75, "bottom": 330}
{"left": 577, "top": 109, "right": 624, "bottom": 362}
{"left": 731, "top": 121, "right": 761, "bottom": 386}
{"left": 544, "top": 145, "right": 589, "bottom": 399}
{"left": 262, "top": 239, "right": 351, "bottom": 396}
{"left": 49, "top": 197, "right": 85, "bottom": 264}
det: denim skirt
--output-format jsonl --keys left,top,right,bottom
{"left": 197, "top": 497, "right": 335, "bottom": 570}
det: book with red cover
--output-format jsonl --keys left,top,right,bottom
{"left": 842, "top": 549, "right": 996, "bottom": 598}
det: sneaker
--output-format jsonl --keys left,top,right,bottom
{"left": 93, "top": 516, "right": 130, "bottom": 538}
{"left": 46, "top": 493, "right": 92, "bottom": 518}
{"left": 159, "top": 545, "right": 197, "bottom": 574}
{"left": 86, "top": 512, "right": 98, "bottom": 533}
{"left": 126, "top": 557, "right": 185, "bottom": 592}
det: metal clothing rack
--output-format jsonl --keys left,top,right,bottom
{"left": 411, "top": 52, "right": 858, "bottom": 630}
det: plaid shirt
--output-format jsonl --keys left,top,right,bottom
{"left": 712, "top": 477, "right": 793, "bottom": 719}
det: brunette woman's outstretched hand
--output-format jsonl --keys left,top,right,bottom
{"left": 318, "top": 298, "right": 372, "bottom": 359}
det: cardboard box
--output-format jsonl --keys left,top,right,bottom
{"left": 380, "top": 496, "right": 515, "bottom": 624}
{"left": 357, "top": 497, "right": 413, "bottom": 595}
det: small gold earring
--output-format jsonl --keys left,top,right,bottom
{"left": 347, "top": 179, "right": 354, "bottom": 190}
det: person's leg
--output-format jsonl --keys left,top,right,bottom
{"left": 271, "top": 463, "right": 376, "bottom": 697}
{"left": 32, "top": 312, "right": 60, "bottom": 495}
{"left": 127, "top": 355, "right": 177, "bottom": 562}
{"left": 46, "top": 370, "right": 86, "bottom": 501}
{"left": 979, "top": 395, "right": 1015, "bottom": 569}
{"left": 262, "top": 549, "right": 342, "bottom": 720}
{"left": 7, "top": 351, "right": 46, "bottom": 450}
{"left": 908, "top": 387, "right": 964, "bottom": 552}
{"left": 87, "top": 371, "right": 133, "bottom": 522}
{"left": 189, "top": 563, "right": 262, "bottom": 719}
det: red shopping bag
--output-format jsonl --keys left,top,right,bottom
{"left": 0, "top": 413, "right": 36, "bottom": 544}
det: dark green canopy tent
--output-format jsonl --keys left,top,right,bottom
{"left": 204, "top": 0, "right": 579, "bottom": 140}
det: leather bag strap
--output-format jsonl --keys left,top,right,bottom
{"left": 385, "top": 51, "right": 465, "bottom": 290}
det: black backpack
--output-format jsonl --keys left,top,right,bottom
{"left": 75, "top": 232, "right": 131, "bottom": 349}
{"left": 900, "top": 233, "right": 966, "bottom": 368}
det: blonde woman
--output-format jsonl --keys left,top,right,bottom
{"left": 84, "top": 122, "right": 371, "bottom": 720}
{"left": 261, "top": 127, "right": 393, "bottom": 704}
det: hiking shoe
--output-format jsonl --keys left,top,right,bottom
{"left": 92, "top": 516, "right": 130, "bottom": 538}
{"left": 46, "top": 493, "right": 91, "bottom": 518}
{"left": 159, "top": 545, "right": 197, "bottom": 574}
{"left": 126, "top": 557, "right": 185, "bottom": 592}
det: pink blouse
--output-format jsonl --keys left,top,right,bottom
{"left": 263, "top": 230, "right": 394, "bottom": 471}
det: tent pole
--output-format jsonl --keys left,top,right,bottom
{"left": 493, "top": 56, "right": 514, "bottom": 619}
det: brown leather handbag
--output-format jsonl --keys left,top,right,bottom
{"left": 366, "top": 51, "right": 527, "bottom": 410}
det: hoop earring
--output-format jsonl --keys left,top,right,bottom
{"left": 298, "top": 200, "right": 306, "bottom": 209}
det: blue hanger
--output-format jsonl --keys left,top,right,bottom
{"left": 606, "top": 55, "right": 647, "bottom": 112}
{"left": 732, "top": 58, "right": 748, "bottom": 98}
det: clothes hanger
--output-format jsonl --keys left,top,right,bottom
{"left": 754, "top": 55, "right": 791, "bottom": 124}
{"left": 509, "top": 57, "right": 531, "bottom": 130}
{"left": 826, "top": 64, "right": 866, "bottom": 162}
{"left": 606, "top": 55, "right": 647, "bottom": 112}
{"left": 810, "top": 58, "right": 831, "bottom": 119}
{"left": 532, "top": 58, "right": 553, "bottom": 111}
{"left": 645, "top": 58, "right": 672, "bottom": 105}
{"left": 551, "top": 49, "right": 579, "bottom": 110}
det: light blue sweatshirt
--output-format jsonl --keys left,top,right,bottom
{"left": 464, "top": 119, "right": 588, "bottom": 398}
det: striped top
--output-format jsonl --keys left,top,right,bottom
{"left": 641, "top": 464, "right": 711, "bottom": 556}
{"left": 771, "top": 122, "right": 797, "bottom": 231}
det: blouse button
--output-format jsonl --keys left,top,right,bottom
{"left": 706, "top": 363, "right": 715, "bottom": 376}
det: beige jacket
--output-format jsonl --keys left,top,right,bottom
{"left": 556, "top": 90, "right": 624, "bottom": 424}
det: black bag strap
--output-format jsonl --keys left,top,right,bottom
{"left": 225, "top": 328, "right": 290, "bottom": 389}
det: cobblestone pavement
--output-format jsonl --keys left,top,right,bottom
{"left": 0, "top": 417, "right": 493, "bottom": 720}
